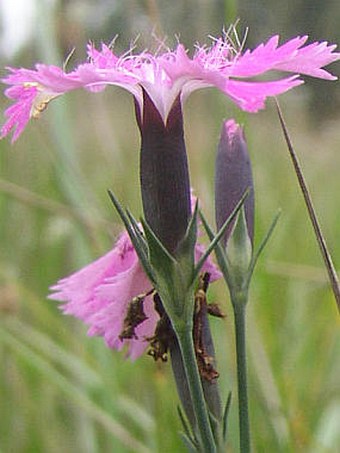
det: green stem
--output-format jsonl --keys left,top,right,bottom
{"left": 174, "top": 322, "right": 217, "bottom": 453}
{"left": 232, "top": 294, "right": 251, "bottom": 453}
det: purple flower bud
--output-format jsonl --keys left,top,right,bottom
{"left": 136, "top": 89, "right": 191, "bottom": 254}
{"left": 215, "top": 119, "right": 254, "bottom": 246}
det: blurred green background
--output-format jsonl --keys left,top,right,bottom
{"left": 0, "top": 1, "right": 339, "bottom": 452}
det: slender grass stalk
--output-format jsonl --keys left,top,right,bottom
{"left": 0, "top": 177, "right": 114, "bottom": 250}
{"left": 174, "top": 321, "right": 217, "bottom": 453}
{"left": 276, "top": 100, "right": 340, "bottom": 313}
{"left": 232, "top": 294, "right": 250, "bottom": 453}
{"left": 0, "top": 326, "right": 150, "bottom": 453}
{"left": 35, "top": 0, "right": 102, "bottom": 265}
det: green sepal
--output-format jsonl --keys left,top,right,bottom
{"left": 193, "top": 188, "right": 249, "bottom": 284}
{"left": 177, "top": 406, "right": 199, "bottom": 450}
{"left": 246, "top": 210, "right": 281, "bottom": 287}
{"left": 208, "top": 410, "right": 223, "bottom": 450}
{"left": 199, "top": 210, "right": 230, "bottom": 285}
{"left": 225, "top": 207, "right": 253, "bottom": 292}
{"left": 140, "top": 217, "right": 177, "bottom": 277}
{"left": 222, "top": 392, "right": 232, "bottom": 442}
{"left": 202, "top": 203, "right": 281, "bottom": 306}
{"left": 107, "top": 190, "right": 156, "bottom": 285}
{"left": 126, "top": 209, "right": 149, "bottom": 257}
{"left": 179, "top": 432, "right": 199, "bottom": 453}
{"left": 175, "top": 200, "right": 199, "bottom": 273}
{"left": 140, "top": 218, "right": 188, "bottom": 318}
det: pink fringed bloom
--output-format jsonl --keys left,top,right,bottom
{"left": 49, "top": 230, "right": 222, "bottom": 359}
{"left": 1, "top": 33, "right": 340, "bottom": 141}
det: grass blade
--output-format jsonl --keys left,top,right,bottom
{"left": 276, "top": 100, "right": 340, "bottom": 313}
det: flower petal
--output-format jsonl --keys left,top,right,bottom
{"left": 223, "top": 76, "right": 303, "bottom": 112}
{"left": 2, "top": 33, "right": 339, "bottom": 141}
{"left": 49, "top": 221, "right": 222, "bottom": 358}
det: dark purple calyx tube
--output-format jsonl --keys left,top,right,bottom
{"left": 135, "top": 89, "right": 191, "bottom": 254}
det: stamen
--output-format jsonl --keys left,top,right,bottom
{"left": 30, "top": 92, "right": 58, "bottom": 119}
{"left": 151, "top": 32, "right": 170, "bottom": 55}
{"left": 63, "top": 47, "right": 76, "bottom": 72}
{"left": 23, "top": 82, "right": 39, "bottom": 88}
{"left": 108, "top": 35, "right": 119, "bottom": 50}
{"left": 22, "top": 82, "right": 59, "bottom": 120}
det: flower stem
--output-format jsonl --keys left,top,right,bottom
{"left": 232, "top": 293, "right": 251, "bottom": 453}
{"left": 174, "top": 322, "right": 217, "bottom": 453}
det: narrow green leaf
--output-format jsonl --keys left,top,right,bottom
{"left": 179, "top": 432, "right": 199, "bottom": 453}
{"left": 126, "top": 209, "right": 148, "bottom": 257}
{"left": 107, "top": 190, "right": 155, "bottom": 284}
{"left": 199, "top": 210, "right": 230, "bottom": 284}
{"left": 176, "top": 200, "right": 198, "bottom": 261}
{"left": 247, "top": 210, "right": 281, "bottom": 285}
{"left": 177, "top": 406, "right": 198, "bottom": 448}
{"left": 141, "top": 218, "right": 177, "bottom": 278}
{"left": 193, "top": 189, "right": 249, "bottom": 283}
{"left": 107, "top": 190, "right": 139, "bottom": 243}
{"left": 223, "top": 392, "right": 232, "bottom": 442}
{"left": 208, "top": 410, "right": 222, "bottom": 448}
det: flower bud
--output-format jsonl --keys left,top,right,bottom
{"left": 136, "top": 89, "right": 191, "bottom": 254}
{"left": 215, "top": 119, "right": 254, "bottom": 248}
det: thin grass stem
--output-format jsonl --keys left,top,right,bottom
{"left": 276, "top": 100, "right": 340, "bottom": 313}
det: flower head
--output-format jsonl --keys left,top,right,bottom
{"left": 215, "top": 119, "right": 255, "bottom": 293}
{"left": 49, "top": 228, "right": 222, "bottom": 359}
{"left": 215, "top": 119, "right": 254, "bottom": 246}
{"left": 1, "top": 31, "right": 339, "bottom": 142}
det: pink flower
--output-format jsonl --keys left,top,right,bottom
{"left": 49, "top": 229, "right": 222, "bottom": 359}
{"left": 1, "top": 32, "right": 339, "bottom": 142}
